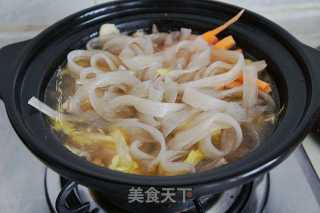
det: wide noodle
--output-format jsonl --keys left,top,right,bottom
{"left": 28, "top": 11, "right": 276, "bottom": 176}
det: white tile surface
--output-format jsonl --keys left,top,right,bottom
{"left": 0, "top": 0, "right": 93, "bottom": 26}
{"left": 0, "top": 0, "right": 320, "bottom": 46}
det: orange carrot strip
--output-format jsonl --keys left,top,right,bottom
{"left": 238, "top": 75, "right": 272, "bottom": 93}
{"left": 214, "top": 36, "right": 236, "bottom": 50}
{"left": 221, "top": 80, "right": 243, "bottom": 90}
{"left": 202, "top": 34, "right": 219, "bottom": 44}
{"left": 216, "top": 75, "right": 271, "bottom": 93}
{"left": 202, "top": 9, "right": 245, "bottom": 39}
{"left": 256, "top": 79, "right": 272, "bottom": 93}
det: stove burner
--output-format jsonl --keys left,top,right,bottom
{"left": 45, "top": 169, "right": 269, "bottom": 213}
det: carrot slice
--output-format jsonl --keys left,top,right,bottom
{"left": 202, "top": 9, "right": 245, "bottom": 43}
{"left": 237, "top": 75, "right": 272, "bottom": 93}
{"left": 217, "top": 80, "right": 242, "bottom": 90}
{"left": 216, "top": 75, "right": 271, "bottom": 93}
{"left": 214, "top": 36, "right": 236, "bottom": 50}
{"left": 202, "top": 34, "right": 219, "bottom": 44}
{"left": 201, "top": 9, "right": 271, "bottom": 93}
{"left": 257, "top": 80, "right": 272, "bottom": 93}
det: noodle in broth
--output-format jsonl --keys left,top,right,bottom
{"left": 29, "top": 11, "right": 278, "bottom": 176}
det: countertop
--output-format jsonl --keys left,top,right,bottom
{"left": 0, "top": 1, "right": 320, "bottom": 212}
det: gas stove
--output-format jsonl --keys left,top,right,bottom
{"left": 45, "top": 169, "right": 267, "bottom": 213}
{"left": 41, "top": 146, "right": 319, "bottom": 213}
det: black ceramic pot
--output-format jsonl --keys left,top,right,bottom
{"left": 1, "top": 0, "right": 320, "bottom": 212}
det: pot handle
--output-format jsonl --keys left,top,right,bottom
{"left": 302, "top": 45, "right": 320, "bottom": 134}
{"left": 0, "top": 40, "right": 29, "bottom": 100}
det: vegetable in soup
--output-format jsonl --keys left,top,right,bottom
{"left": 29, "top": 10, "right": 278, "bottom": 176}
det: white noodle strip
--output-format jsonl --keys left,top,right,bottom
{"left": 28, "top": 97, "right": 60, "bottom": 119}
{"left": 86, "top": 37, "right": 101, "bottom": 50}
{"left": 164, "top": 33, "right": 174, "bottom": 46}
{"left": 117, "top": 120, "right": 165, "bottom": 148}
{"left": 215, "top": 86, "right": 243, "bottom": 99}
{"left": 116, "top": 120, "right": 166, "bottom": 169}
{"left": 112, "top": 130, "right": 132, "bottom": 164}
{"left": 103, "top": 35, "right": 131, "bottom": 53}
{"left": 182, "top": 88, "right": 246, "bottom": 121}
{"left": 249, "top": 60, "right": 267, "bottom": 73}
{"left": 130, "top": 140, "right": 154, "bottom": 160}
{"left": 160, "top": 150, "right": 195, "bottom": 174}
{"left": 168, "top": 113, "right": 215, "bottom": 150}
{"left": 197, "top": 87, "right": 242, "bottom": 100}
{"left": 121, "top": 55, "right": 161, "bottom": 71}
{"left": 220, "top": 129, "right": 237, "bottom": 153}
{"left": 167, "top": 68, "right": 199, "bottom": 80}
{"left": 175, "top": 40, "right": 192, "bottom": 53}
{"left": 76, "top": 67, "right": 104, "bottom": 85}
{"left": 243, "top": 65, "right": 258, "bottom": 110}
{"left": 148, "top": 79, "right": 164, "bottom": 101}
{"left": 88, "top": 71, "right": 140, "bottom": 120}
{"left": 152, "top": 24, "right": 159, "bottom": 34}
{"left": 138, "top": 113, "right": 160, "bottom": 127}
{"left": 180, "top": 28, "right": 192, "bottom": 40}
{"left": 90, "top": 53, "right": 117, "bottom": 71}
{"left": 183, "top": 87, "right": 227, "bottom": 111}
{"left": 199, "top": 134, "right": 226, "bottom": 159}
{"left": 28, "top": 97, "right": 78, "bottom": 121}
{"left": 99, "top": 24, "right": 120, "bottom": 37}
{"left": 29, "top": 98, "right": 107, "bottom": 126}
{"left": 169, "top": 112, "right": 243, "bottom": 150}
{"left": 199, "top": 86, "right": 243, "bottom": 99}
{"left": 194, "top": 69, "right": 204, "bottom": 80}
{"left": 187, "top": 48, "right": 211, "bottom": 69}
{"left": 129, "top": 81, "right": 150, "bottom": 98}
{"left": 86, "top": 37, "right": 112, "bottom": 51}
{"left": 161, "top": 108, "right": 198, "bottom": 137}
{"left": 180, "top": 51, "right": 244, "bottom": 89}
{"left": 90, "top": 71, "right": 139, "bottom": 92}
{"left": 63, "top": 82, "right": 95, "bottom": 114}
{"left": 202, "top": 61, "right": 233, "bottom": 77}
{"left": 212, "top": 48, "right": 239, "bottom": 63}
{"left": 120, "top": 45, "right": 136, "bottom": 58}
{"left": 161, "top": 37, "right": 209, "bottom": 69}
{"left": 148, "top": 86, "right": 164, "bottom": 101}
{"left": 215, "top": 158, "right": 228, "bottom": 167}
{"left": 130, "top": 36, "right": 154, "bottom": 55}
{"left": 258, "top": 90, "right": 276, "bottom": 110}
{"left": 182, "top": 111, "right": 212, "bottom": 128}
{"left": 63, "top": 97, "right": 81, "bottom": 114}
{"left": 197, "top": 158, "right": 228, "bottom": 172}
{"left": 107, "top": 95, "right": 186, "bottom": 118}
{"left": 131, "top": 44, "right": 144, "bottom": 55}
{"left": 67, "top": 50, "right": 94, "bottom": 75}
{"left": 192, "top": 37, "right": 210, "bottom": 51}
{"left": 163, "top": 77, "right": 178, "bottom": 103}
